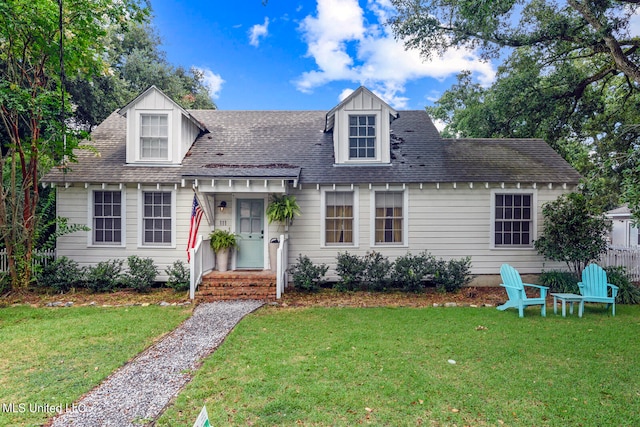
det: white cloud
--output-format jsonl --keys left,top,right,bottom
{"left": 249, "top": 17, "right": 270, "bottom": 47}
{"left": 338, "top": 88, "right": 355, "bottom": 102}
{"left": 194, "top": 67, "right": 225, "bottom": 99}
{"left": 294, "top": 0, "right": 496, "bottom": 108}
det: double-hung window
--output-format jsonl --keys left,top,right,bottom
{"left": 349, "top": 115, "right": 376, "bottom": 159}
{"left": 143, "top": 191, "right": 172, "bottom": 246}
{"left": 374, "top": 191, "right": 404, "bottom": 245}
{"left": 93, "top": 191, "right": 122, "bottom": 245}
{"left": 494, "top": 193, "right": 533, "bottom": 247}
{"left": 325, "top": 191, "right": 354, "bottom": 245}
{"left": 140, "top": 114, "right": 168, "bottom": 160}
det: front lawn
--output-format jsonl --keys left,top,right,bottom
{"left": 0, "top": 305, "right": 190, "bottom": 427}
{"left": 157, "top": 305, "right": 640, "bottom": 426}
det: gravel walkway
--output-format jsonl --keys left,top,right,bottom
{"left": 50, "top": 300, "right": 264, "bottom": 427}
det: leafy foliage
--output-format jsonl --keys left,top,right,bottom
{"left": 287, "top": 254, "right": 328, "bottom": 292}
{"left": 392, "top": 1, "right": 640, "bottom": 214}
{"left": 266, "top": 194, "right": 301, "bottom": 225}
{"left": 535, "top": 193, "right": 610, "bottom": 276}
{"left": 335, "top": 252, "right": 367, "bottom": 291}
{"left": 390, "top": 1, "right": 640, "bottom": 83}
{"left": 335, "top": 251, "right": 473, "bottom": 293}
{"left": 0, "top": 0, "right": 147, "bottom": 289}
{"left": 66, "top": 21, "right": 216, "bottom": 130}
{"left": 538, "top": 270, "right": 579, "bottom": 294}
{"left": 361, "top": 251, "right": 392, "bottom": 291}
{"left": 121, "top": 256, "right": 158, "bottom": 293}
{"left": 36, "top": 257, "right": 85, "bottom": 293}
{"left": 432, "top": 257, "right": 473, "bottom": 294}
{"left": 605, "top": 266, "right": 640, "bottom": 305}
{"left": 85, "top": 259, "right": 123, "bottom": 293}
{"left": 391, "top": 252, "right": 435, "bottom": 292}
{"left": 209, "top": 229, "right": 239, "bottom": 252}
{"left": 165, "top": 260, "right": 190, "bottom": 292}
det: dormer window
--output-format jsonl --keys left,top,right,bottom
{"left": 325, "top": 86, "right": 398, "bottom": 165}
{"left": 349, "top": 115, "right": 376, "bottom": 159}
{"left": 140, "top": 113, "right": 169, "bottom": 160}
{"left": 119, "top": 86, "right": 207, "bottom": 165}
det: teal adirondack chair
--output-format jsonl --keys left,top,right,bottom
{"left": 497, "top": 264, "right": 548, "bottom": 317}
{"left": 578, "top": 263, "right": 619, "bottom": 316}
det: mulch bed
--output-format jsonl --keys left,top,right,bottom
{"left": 1, "top": 287, "right": 507, "bottom": 308}
{"left": 278, "top": 287, "right": 506, "bottom": 308}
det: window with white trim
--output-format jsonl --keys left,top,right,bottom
{"left": 325, "top": 191, "right": 354, "bottom": 245}
{"left": 93, "top": 191, "right": 122, "bottom": 245}
{"left": 142, "top": 191, "right": 172, "bottom": 245}
{"left": 374, "top": 191, "right": 404, "bottom": 245}
{"left": 140, "top": 114, "right": 168, "bottom": 160}
{"left": 494, "top": 193, "right": 533, "bottom": 247}
{"left": 349, "top": 115, "right": 376, "bottom": 159}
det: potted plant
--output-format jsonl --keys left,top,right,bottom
{"left": 266, "top": 194, "right": 301, "bottom": 270}
{"left": 209, "top": 229, "right": 238, "bottom": 272}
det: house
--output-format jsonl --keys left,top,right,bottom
{"left": 605, "top": 205, "right": 639, "bottom": 247}
{"left": 43, "top": 86, "right": 582, "bottom": 295}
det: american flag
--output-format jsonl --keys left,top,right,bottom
{"left": 187, "top": 194, "right": 204, "bottom": 262}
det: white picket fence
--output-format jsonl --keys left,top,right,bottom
{"left": 600, "top": 246, "right": 640, "bottom": 281}
{"left": 0, "top": 249, "right": 56, "bottom": 273}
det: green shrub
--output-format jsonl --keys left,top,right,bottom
{"left": 605, "top": 266, "right": 640, "bottom": 304}
{"left": 36, "top": 256, "right": 85, "bottom": 293}
{"left": 432, "top": 257, "right": 472, "bottom": 293}
{"left": 362, "top": 251, "right": 392, "bottom": 291}
{"left": 391, "top": 251, "right": 435, "bottom": 292}
{"left": 538, "top": 270, "right": 579, "bottom": 293}
{"left": 122, "top": 256, "right": 158, "bottom": 293}
{"left": 288, "top": 254, "right": 328, "bottom": 292}
{"left": 534, "top": 192, "right": 610, "bottom": 276}
{"left": 335, "top": 252, "right": 366, "bottom": 291}
{"left": 165, "top": 260, "right": 190, "bottom": 292}
{"left": 85, "top": 259, "right": 123, "bottom": 293}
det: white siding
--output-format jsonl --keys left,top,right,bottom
{"left": 287, "top": 183, "right": 572, "bottom": 281}
{"left": 56, "top": 181, "right": 572, "bottom": 283}
{"left": 181, "top": 114, "right": 201, "bottom": 161}
{"left": 56, "top": 185, "right": 211, "bottom": 281}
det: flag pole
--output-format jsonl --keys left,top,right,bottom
{"left": 192, "top": 186, "right": 211, "bottom": 226}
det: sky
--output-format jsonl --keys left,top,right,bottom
{"left": 150, "top": 0, "right": 497, "bottom": 111}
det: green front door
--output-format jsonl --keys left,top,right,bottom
{"left": 236, "top": 199, "right": 264, "bottom": 269}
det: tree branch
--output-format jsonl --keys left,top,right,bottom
{"left": 568, "top": 0, "right": 640, "bottom": 84}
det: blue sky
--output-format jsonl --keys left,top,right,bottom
{"left": 151, "top": 0, "right": 497, "bottom": 111}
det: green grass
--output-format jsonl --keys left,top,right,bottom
{"left": 157, "top": 305, "right": 640, "bottom": 426}
{"left": 0, "top": 305, "right": 191, "bottom": 427}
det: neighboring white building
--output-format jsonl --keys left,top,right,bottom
{"left": 606, "top": 205, "right": 639, "bottom": 247}
{"left": 43, "top": 86, "right": 582, "bottom": 287}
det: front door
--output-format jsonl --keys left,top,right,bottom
{"left": 236, "top": 199, "right": 264, "bottom": 268}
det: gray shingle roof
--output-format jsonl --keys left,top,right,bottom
{"left": 43, "top": 109, "right": 581, "bottom": 185}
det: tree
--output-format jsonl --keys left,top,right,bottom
{"left": 66, "top": 21, "right": 216, "bottom": 131}
{"left": 395, "top": 1, "right": 640, "bottom": 214}
{"left": 534, "top": 193, "right": 611, "bottom": 277}
{"left": 390, "top": 1, "right": 640, "bottom": 85}
{"left": 0, "top": 0, "right": 147, "bottom": 289}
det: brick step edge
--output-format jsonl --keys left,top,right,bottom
{"left": 200, "top": 282, "right": 275, "bottom": 289}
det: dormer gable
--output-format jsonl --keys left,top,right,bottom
{"left": 325, "top": 86, "right": 398, "bottom": 165}
{"left": 118, "top": 86, "right": 206, "bottom": 165}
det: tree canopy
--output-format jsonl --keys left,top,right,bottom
{"left": 390, "top": 0, "right": 640, "bottom": 84}
{"left": 0, "top": 0, "right": 148, "bottom": 288}
{"left": 67, "top": 21, "right": 216, "bottom": 131}
{"left": 391, "top": 0, "right": 640, "bottom": 216}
